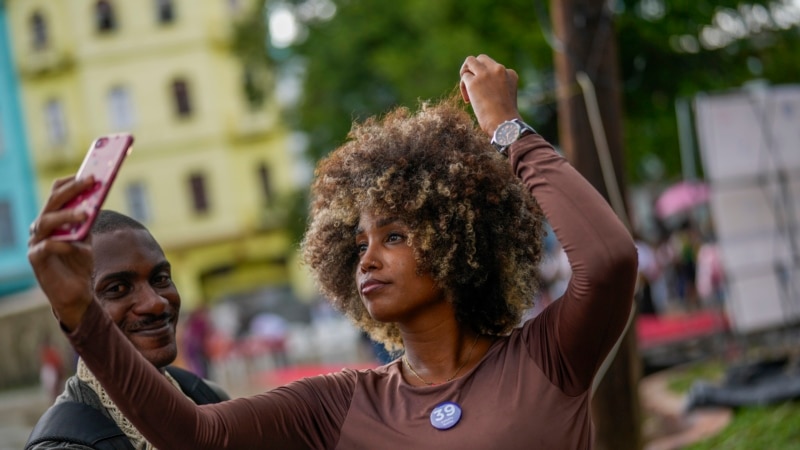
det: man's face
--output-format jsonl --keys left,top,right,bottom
{"left": 92, "top": 228, "right": 180, "bottom": 368}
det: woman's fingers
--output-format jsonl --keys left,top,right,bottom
{"left": 460, "top": 55, "right": 521, "bottom": 136}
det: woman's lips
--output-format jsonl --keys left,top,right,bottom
{"left": 360, "top": 279, "right": 388, "bottom": 295}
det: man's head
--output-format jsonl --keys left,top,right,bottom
{"left": 90, "top": 210, "right": 180, "bottom": 368}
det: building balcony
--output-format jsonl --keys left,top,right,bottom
{"left": 258, "top": 204, "right": 289, "bottom": 231}
{"left": 227, "top": 108, "right": 279, "bottom": 141}
{"left": 16, "top": 47, "right": 75, "bottom": 79}
{"left": 31, "top": 141, "right": 83, "bottom": 172}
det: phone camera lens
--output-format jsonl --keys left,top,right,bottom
{"left": 95, "top": 137, "right": 109, "bottom": 149}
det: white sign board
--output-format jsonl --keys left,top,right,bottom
{"left": 695, "top": 85, "right": 800, "bottom": 181}
{"left": 717, "top": 235, "right": 793, "bottom": 274}
{"left": 694, "top": 85, "right": 800, "bottom": 333}
{"left": 724, "top": 272, "right": 794, "bottom": 332}
{"left": 709, "top": 181, "right": 780, "bottom": 241}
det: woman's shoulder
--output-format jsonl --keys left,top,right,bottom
{"left": 355, "top": 358, "right": 402, "bottom": 381}
{"left": 286, "top": 360, "right": 399, "bottom": 390}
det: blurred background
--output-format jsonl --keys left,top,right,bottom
{"left": 0, "top": 0, "right": 798, "bottom": 448}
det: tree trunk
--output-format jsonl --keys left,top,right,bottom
{"left": 550, "top": 0, "right": 642, "bottom": 448}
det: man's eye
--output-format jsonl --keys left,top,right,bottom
{"left": 104, "top": 283, "right": 129, "bottom": 296}
{"left": 154, "top": 275, "right": 172, "bottom": 286}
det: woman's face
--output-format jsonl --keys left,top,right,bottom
{"left": 354, "top": 211, "right": 446, "bottom": 323}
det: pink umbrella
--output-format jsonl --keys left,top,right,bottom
{"left": 655, "top": 180, "right": 710, "bottom": 219}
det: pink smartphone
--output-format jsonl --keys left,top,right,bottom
{"left": 51, "top": 133, "right": 134, "bottom": 241}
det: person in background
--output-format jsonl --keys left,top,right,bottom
{"left": 182, "top": 305, "right": 213, "bottom": 378}
{"left": 696, "top": 235, "right": 725, "bottom": 309}
{"left": 26, "top": 210, "right": 228, "bottom": 450}
{"left": 359, "top": 331, "right": 395, "bottom": 365}
{"left": 28, "top": 55, "right": 636, "bottom": 449}
{"left": 671, "top": 220, "right": 701, "bottom": 310}
{"left": 634, "top": 235, "right": 664, "bottom": 315}
{"left": 38, "top": 334, "right": 65, "bottom": 404}
{"left": 249, "top": 312, "right": 290, "bottom": 368}
{"left": 538, "top": 230, "right": 571, "bottom": 305}
{"left": 653, "top": 226, "right": 678, "bottom": 312}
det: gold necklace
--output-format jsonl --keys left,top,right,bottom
{"left": 403, "top": 334, "right": 480, "bottom": 386}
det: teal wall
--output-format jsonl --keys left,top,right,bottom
{"left": 0, "top": 3, "right": 39, "bottom": 296}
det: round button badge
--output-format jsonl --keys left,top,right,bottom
{"left": 429, "top": 401, "right": 462, "bottom": 430}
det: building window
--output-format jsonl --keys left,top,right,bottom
{"left": 171, "top": 79, "right": 192, "bottom": 117}
{"left": 125, "top": 182, "right": 152, "bottom": 223}
{"left": 226, "top": 0, "right": 242, "bottom": 14}
{"left": 155, "top": 0, "right": 175, "bottom": 24}
{"left": 96, "top": 0, "right": 117, "bottom": 33}
{"left": 44, "top": 99, "right": 68, "bottom": 147}
{"left": 258, "top": 163, "right": 272, "bottom": 205}
{"left": 30, "top": 11, "right": 48, "bottom": 50}
{"left": 107, "top": 86, "right": 135, "bottom": 130}
{"left": 0, "top": 200, "right": 14, "bottom": 248}
{"left": 243, "top": 67, "right": 266, "bottom": 110}
{"left": 189, "top": 173, "right": 209, "bottom": 213}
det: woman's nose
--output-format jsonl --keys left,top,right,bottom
{"left": 359, "top": 247, "right": 380, "bottom": 273}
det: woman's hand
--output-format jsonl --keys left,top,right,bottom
{"left": 27, "top": 176, "right": 97, "bottom": 330}
{"left": 459, "top": 54, "right": 522, "bottom": 137}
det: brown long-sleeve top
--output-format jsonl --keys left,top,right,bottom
{"left": 67, "top": 134, "right": 638, "bottom": 449}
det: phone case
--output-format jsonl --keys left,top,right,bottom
{"left": 51, "top": 133, "right": 134, "bottom": 241}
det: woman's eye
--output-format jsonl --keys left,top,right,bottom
{"left": 387, "top": 233, "right": 404, "bottom": 243}
{"left": 356, "top": 242, "right": 368, "bottom": 254}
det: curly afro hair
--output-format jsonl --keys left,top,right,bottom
{"left": 301, "top": 95, "right": 545, "bottom": 351}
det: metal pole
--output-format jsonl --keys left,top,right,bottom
{"left": 675, "top": 97, "right": 697, "bottom": 181}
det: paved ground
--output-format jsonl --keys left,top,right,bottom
{"left": 0, "top": 385, "right": 51, "bottom": 450}
{"left": 641, "top": 369, "right": 732, "bottom": 450}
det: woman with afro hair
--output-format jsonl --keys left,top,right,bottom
{"left": 30, "top": 54, "right": 638, "bottom": 449}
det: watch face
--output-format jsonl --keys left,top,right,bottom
{"left": 494, "top": 121, "right": 521, "bottom": 146}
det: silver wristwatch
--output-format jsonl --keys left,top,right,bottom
{"left": 490, "top": 119, "right": 537, "bottom": 155}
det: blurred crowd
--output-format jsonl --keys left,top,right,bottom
{"left": 527, "top": 209, "right": 726, "bottom": 323}
{"left": 634, "top": 218, "right": 726, "bottom": 317}
{"left": 168, "top": 297, "right": 373, "bottom": 392}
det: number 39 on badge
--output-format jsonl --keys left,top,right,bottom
{"left": 430, "top": 401, "right": 462, "bottom": 430}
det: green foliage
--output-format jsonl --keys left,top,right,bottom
{"left": 666, "top": 360, "right": 725, "bottom": 394}
{"left": 289, "top": 0, "right": 554, "bottom": 160}
{"left": 663, "top": 359, "right": 800, "bottom": 449}
{"left": 231, "top": 0, "right": 273, "bottom": 108}
{"left": 686, "top": 402, "right": 800, "bottom": 449}
{"left": 238, "top": 0, "right": 800, "bottom": 179}
{"left": 616, "top": 0, "right": 800, "bottom": 181}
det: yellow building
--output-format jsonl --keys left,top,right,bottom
{"left": 8, "top": 0, "right": 312, "bottom": 309}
